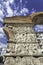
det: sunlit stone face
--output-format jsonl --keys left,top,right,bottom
{"left": 4, "top": 57, "right": 43, "bottom": 65}
{"left": 5, "top": 23, "right": 41, "bottom": 56}
{"left": 7, "top": 43, "right": 39, "bottom": 55}
{"left": 3, "top": 14, "right": 43, "bottom": 65}
{"left": 13, "top": 24, "right": 37, "bottom": 43}
{"left": 6, "top": 23, "right": 37, "bottom": 43}
{"left": 4, "top": 23, "right": 43, "bottom": 65}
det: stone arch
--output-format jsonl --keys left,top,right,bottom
{"left": 31, "top": 12, "right": 43, "bottom": 25}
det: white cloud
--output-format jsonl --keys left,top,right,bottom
{"left": 6, "top": 3, "right": 13, "bottom": 17}
{"left": 0, "top": 4, "right": 2, "bottom": 9}
{"left": 14, "top": 10, "right": 21, "bottom": 16}
{"left": 31, "top": 10, "right": 36, "bottom": 14}
{"left": 20, "top": 0, "right": 22, "bottom": 3}
{"left": 3, "top": 1, "right": 9, "bottom": 7}
{"left": 1, "top": 47, "right": 7, "bottom": 55}
{"left": 0, "top": 42, "right": 7, "bottom": 48}
{"left": 0, "top": 33, "right": 4, "bottom": 38}
{"left": 9, "top": 0, "right": 14, "bottom": 4}
{"left": 0, "top": 17, "right": 3, "bottom": 22}
{"left": 3, "top": 1, "right": 13, "bottom": 17}
{"left": 0, "top": 10, "right": 4, "bottom": 18}
{"left": 14, "top": 10, "right": 17, "bottom": 16}
{"left": 20, "top": 8, "right": 29, "bottom": 15}
{"left": 14, "top": 10, "right": 17, "bottom": 14}
{"left": 0, "top": 27, "right": 5, "bottom": 38}
{"left": 31, "top": 8, "right": 36, "bottom": 14}
{"left": 6, "top": 6, "right": 13, "bottom": 17}
{"left": 0, "top": 42, "right": 7, "bottom": 55}
{"left": 20, "top": 8, "right": 29, "bottom": 13}
{"left": 4, "top": 0, "right": 14, "bottom": 4}
{"left": 0, "top": 28, "right": 4, "bottom": 33}
{"left": 3, "top": 1, "right": 29, "bottom": 16}
{"left": 14, "top": 8, "right": 29, "bottom": 16}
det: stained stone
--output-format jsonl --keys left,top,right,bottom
{"left": 39, "top": 57, "right": 43, "bottom": 65}
{"left": 31, "top": 57, "right": 40, "bottom": 65}
{"left": 14, "top": 33, "right": 37, "bottom": 42}
{"left": 6, "top": 44, "right": 40, "bottom": 55}
{"left": 26, "top": 34, "right": 37, "bottom": 42}
{"left": 4, "top": 57, "right": 43, "bottom": 65}
{"left": 3, "top": 13, "right": 43, "bottom": 65}
{"left": 4, "top": 57, "right": 15, "bottom": 65}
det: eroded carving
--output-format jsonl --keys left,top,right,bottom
{"left": 3, "top": 12, "right": 43, "bottom": 65}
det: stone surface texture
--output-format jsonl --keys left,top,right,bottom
{"left": 3, "top": 12, "right": 43, "bottom": 65}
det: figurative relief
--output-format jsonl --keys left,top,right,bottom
{"left": 3, "top": 12, "right": 43, "bottom": 65}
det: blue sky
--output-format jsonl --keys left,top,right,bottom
{"left": 0, "top": 0, "right": 43, "bottom": 48}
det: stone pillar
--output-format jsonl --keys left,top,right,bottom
{"left": 3, "top": 13, "right": 43, "bottom": 65}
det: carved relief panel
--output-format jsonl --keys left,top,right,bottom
{"left": 3, "top": 13, "right": 43, "bottom": 65}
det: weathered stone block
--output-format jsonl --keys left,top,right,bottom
{"left": 6, "top": 43, "right": 40, "bottom": 55}
{"left": 3, "top": 12, "right": 43, "bottom": 65}
{"left": 4, "top": 57, "right": 43, "bottom": 65}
